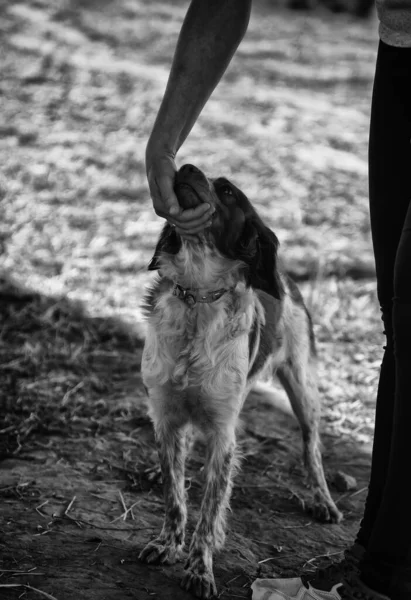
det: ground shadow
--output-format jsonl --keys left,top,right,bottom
{"left": 0, "top": 272, "right": 145, "bottom": 459}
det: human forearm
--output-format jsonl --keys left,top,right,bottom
{"left": 147, "top": 0, "right": 252, "bottom": 157}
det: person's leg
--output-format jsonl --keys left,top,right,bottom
{"left": 359, "top": 210, "right": 411, "bottom": 597}
{"left": 356, "top": 42, "right": 411, "bottom": 598}
{"left": 355, "top": 40, "right": 411, "bottom": 550}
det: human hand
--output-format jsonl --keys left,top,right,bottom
{"left": 146, "top": 148, "right": 214, "bottom": 239}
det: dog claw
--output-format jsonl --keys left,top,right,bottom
{"left": 328, "top": 505, "right": 343, "bottom": 524}
{"left": 308, "top": 501, "right": 343, "bottom": 524}
{"left": 139, "top": 539, "right": 181, "bottom": 565}
{"left": 181, "top": 570, "right": 217, "bottom": 599}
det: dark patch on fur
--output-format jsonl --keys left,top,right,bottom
{"left": 305, "top": 308, "right": 316, "bottom": 356}
{"left": 211, "top": 178, "right": 284, "bottom": 300}
{"left": 148, "top": 223, "right": 181, "bottom": 271}
{"left": 185, "top": 550, "right": 207, "bottom": 575}
{"left": 174, "top": 531, "right": 184, "bottom": 546}
{"left": 285, "top": 274, "right": 316, "bottom": 356}
{"left": 153, "top": 431, "right": 187, "bottom": 551}
{"left": 167, "top": 505, "right": 183, "bottom": 525}
{"left": 186, "top": 444, "right": 235, "bottom": 572}
{"left": 205, "top": 448, "right": 234, "bottom": 510}
{"left": 248, "top": 290, "right": 283, "bottom": 379}
{"left": 239, "top": 217, "right": 284, "bottom": 301}
{"left": 284, "top": 273, "right": 304, "bottom": 306}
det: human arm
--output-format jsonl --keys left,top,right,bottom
{"left": 146, "top": 0, "right": 252, "bottom": 235}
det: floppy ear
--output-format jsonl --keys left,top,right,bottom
{"left": 148, "top": 223, "right": 181, "bottom": 271}
{"left": 237, "top": 217, "right": 283, "bottom": 300}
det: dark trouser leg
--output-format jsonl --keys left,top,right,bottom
{"left": 354, "top": 312, "right": 395, "bottom": 548}
{"left": 361, "top": 207, "right": 411, "bottom": 596}
{"left": 355, "top": 40, "right": 411, "bottom": 596}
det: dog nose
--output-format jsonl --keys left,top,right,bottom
{"left": 179, "top": 164, "right": 200, "bottom": 175}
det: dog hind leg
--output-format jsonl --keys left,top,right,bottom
{"left": 277, "top": 360, "right": 343, "bottom": 523}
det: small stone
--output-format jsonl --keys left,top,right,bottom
{"left": 333, "top": 471, "right": 358, "bottom": 492}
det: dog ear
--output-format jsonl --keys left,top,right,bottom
{"left": 237, "top": 217, "right": 283, "bottom": 300}
{"left": 148, "top": 223, "right": 181, "bottom": 271}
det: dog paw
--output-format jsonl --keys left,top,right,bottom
{"left": 139, "top": 538, "right": 182, "bottom": 565}
{"left": 309, "top": 500, "right": 343, "bottom": 524}
{"left": 181, "top": 568, "right": 217, "bottom": 599}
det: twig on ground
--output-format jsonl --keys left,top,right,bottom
{"left": 0, "top": 568, "right": 38, "bottom": 574}
{"left": 110, "top": 500, "right": 140, "bottom": 524}
{"left": 348, "top": 486, "right": 368, "bottom": 498}
{"left": 303, "top": 550, "right": 344, "bottom": 568}
{"left": 64, "top": 496, "right": 76, "bottom": 516}
{"left": 92, "top": 541, "right": 102, "bottom": 553}
{"left": 56, "top": 512, "right": 153, "bottom": 531}
{"left": 89, "top": 492, "right": 115, "bottom": 502}
{"left": 36, "top": 500, "right": 49, "bottom": 517}
{"left": 336, "top": 486, "right": 367, "bottom": 506}
{"left": 258, "top": 552, "right": 303, "bottom": 564}
{"left": 0, "top": 583, "right": 58, "bottom": 600}
{"left": 59, "top": 496, "right": 83, "bottom": 528}
{"left": 118, "top": 490, "right": 128, "bottom": 520}
{"left": 61, "top": 381, "right": 84, "bottom": 406}
{"left": 282, "top": 522, "right": 312, "bottom": 529}
{"left": 0, "top": 425, "right": 16, "bottom": 435}
{"left": 225, "top": 574, "right": 241, "bottom": 586}
{"left": 11, "top": 572, "right": 44, "bottom": 576}
{"left": 258, "top": 556, "right": 285, "bottom": 564}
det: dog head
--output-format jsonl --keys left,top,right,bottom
{"left": 148, "top": 164, "right": 283, "bottom": 299}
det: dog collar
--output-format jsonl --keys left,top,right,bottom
{"left": 172, "top": 283, "right": 228, "bottom": 307}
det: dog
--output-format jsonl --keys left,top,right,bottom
{"left": 139, "top": 164, "right": 342, "bottom": 599}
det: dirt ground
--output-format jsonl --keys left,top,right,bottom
{"left": 1, "top": 0, "right": 383, "bottom": 598}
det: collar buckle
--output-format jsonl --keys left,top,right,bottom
{"left": 185, "top": 293, "right": 197, "bottom": 306}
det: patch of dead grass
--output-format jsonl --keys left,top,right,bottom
{"left": 0, "top": 274, "right": 144, "bottom": 459}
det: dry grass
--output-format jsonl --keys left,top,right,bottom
{"left": 0, "top": 273, "right": 144, "bottom": 459}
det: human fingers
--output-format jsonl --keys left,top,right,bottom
{"left": 168, "top": 204, "right": 214, "bottom": 234}
{"left": 146, "top": 152, "right": 181, "bottom": 218}
{"left": 170, "top": 213, "right": 214, "bottom": 234}
{"left": 174, "top": 217, "right": 213, "bottom": 236}
{"left": 151, "top": 174, "right": 181, "bottom": 219}
{"left": 173, "top": 203, "right": 213, "bottom": 224}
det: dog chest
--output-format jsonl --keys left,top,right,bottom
{"left": 142, "top": 298, "right": 254, "bottom": 394}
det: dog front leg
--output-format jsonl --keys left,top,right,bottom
{"left": 182, "top": 430, "right": 237, "bottom": 599}
{"left": 139, "top": 423, "right": 187, "bottom": 565}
